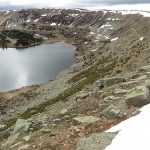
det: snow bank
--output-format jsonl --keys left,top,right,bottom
{"left": 105, "top": 104, "right": 150, "bottom": 150}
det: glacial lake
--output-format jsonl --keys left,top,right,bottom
{"left": 0, "top": 42, "right": 75, "bottom": 92}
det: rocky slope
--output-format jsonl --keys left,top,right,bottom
{"left": 0, "top": 8, "right": 150, "bottom": 150}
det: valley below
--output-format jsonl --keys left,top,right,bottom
{"left": 0, "top": 8, "right": 150, "bottom": 150}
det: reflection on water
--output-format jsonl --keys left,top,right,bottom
{"left": 0, "top": 42, "right": 75, "bottom": 92}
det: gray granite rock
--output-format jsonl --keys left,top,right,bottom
{"left": 96, "top": 77, "right": 126, "bottom": 90}
{"left": 101, "top": 105, "right": 121, "bottom": 119}
{"left": 125, "top": 86, "right": 150, "bottom": 107}
{"left": 77, "top": 132, "right": 118, "bottom": 150}
{"left": 73, "top": 116, "right": 100, "bottom": 124}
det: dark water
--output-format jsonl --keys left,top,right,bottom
{"left": 0, "top": 42, "right": 75, "bottom": 92}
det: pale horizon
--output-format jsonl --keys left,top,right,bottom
{"left": 0, "top": 0, "right": 150, "bottom": 11}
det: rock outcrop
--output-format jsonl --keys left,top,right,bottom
{"left": 126, "top": 81, "right": 150, "bottom": 107}
{"left": 13, "top": 119, "right": 30, "bottom": 134}
{"left": 96, "top": 77, "right": 126, "bottom": 90}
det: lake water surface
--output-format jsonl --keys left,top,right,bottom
{"left": 0, "top": 42, "right": 75, "bottom": 92}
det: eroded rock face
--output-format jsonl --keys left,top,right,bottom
{"left": 77, "top": 132, "right": 118, "bottom": 150}
{"left": 96, "top": 77, "right": 126, "bottom": 90}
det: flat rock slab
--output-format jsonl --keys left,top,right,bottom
{"left": 73, "top": 116, "right": 100, "bottom": 124}
{"left": 77, "top": 132, "right": 118, "bottom": 150}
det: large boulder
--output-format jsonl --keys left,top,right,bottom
{"left": 75, "top": 92, "right": 89, "bottom": 101}
{"left": 101, "top": 105, "right": 121, "bottom": 119}
{"left": 73, "top": 116, "right": 100, "bottom": 124}
{"left": 96, "top": 77, "right": 126, "bottom": 90}
{"left": 126, "top": 83, "right": 150, "bottom": 107}
{"left": 13, "top": 119, "right": 30, "bottom": 134}
{"left": 77, "top": 132, "right": 118, "bottom": 150}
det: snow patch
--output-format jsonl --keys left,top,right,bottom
{"left": 90, "top": 32, "right": 95, "bottom": 35}
{"left": 91, "top": 49, "right": 98, "bottom": 52}
{"left": 98, "top": 22, "right": 113, "bottom": 31}
{"left": 70, "top": 14, "right": 79, "bottom": 17}
{"left": 119, "top": 10, "right": 150, "bottom": 17}
{"left": 5, "top": 11, "right": 10, "bottom": 15}
{"left": 34, "top": 19, "right": 39, "bottom": 22}
{"left": 50, "top": 23, "right": 57, "bottom": 26}
{"left": 139, "top": 37, "right": 144, "bottom": 41}
{"left": 41, "top": 14, "right": 48, "bottom": 17}
{"left": 104, "top": 36, "right": 110, "bottom": 40}
{"left": 26, "top": 20, "right": 31, "bottom": 23}
{"left": 100, "top": 22, "right": 112, "bottom": 29}
{"left": 105, "top": 104, "right": 150, "bottom": 150}
{"left": 111, "top": 37, "right": 118, "bottom": 42}
{"left": 107, "top": 18, "right": 120, "bottom": 21}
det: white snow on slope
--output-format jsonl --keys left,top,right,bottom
{"left": 34, "top": 19, "right": 39, "bottom": 22}
{"left": 105, "top": 104, "right": 150, "bottom": 150}
{"left": 139, "top": 37, "right": 144, "bottom": 41}
{"left": 51, "top": 22, "right": 57, "bottom": 26}
{"left": 111, "top": 37, "right": 118, "bottom": 42}
{"left": 5, "top": 11, "right": 10, "bottom": 15}
{"left": 41, "top": 14, "right": 48, "bottom": 17}
{"left": 100, "top": 23, "right": 112, "bottom": 29}
{"left": 26, "top": 19, "right": 31, "bottom": 23}
{"left": 119, "top": 10, "right": 150, "bottom": 17}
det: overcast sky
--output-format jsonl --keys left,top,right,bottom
{"left": 0, "top": 0, "right": 150, "bottom": 10}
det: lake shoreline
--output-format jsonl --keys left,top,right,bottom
{"left": 0, "top": 42, "right": 75, "bottom": 92}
